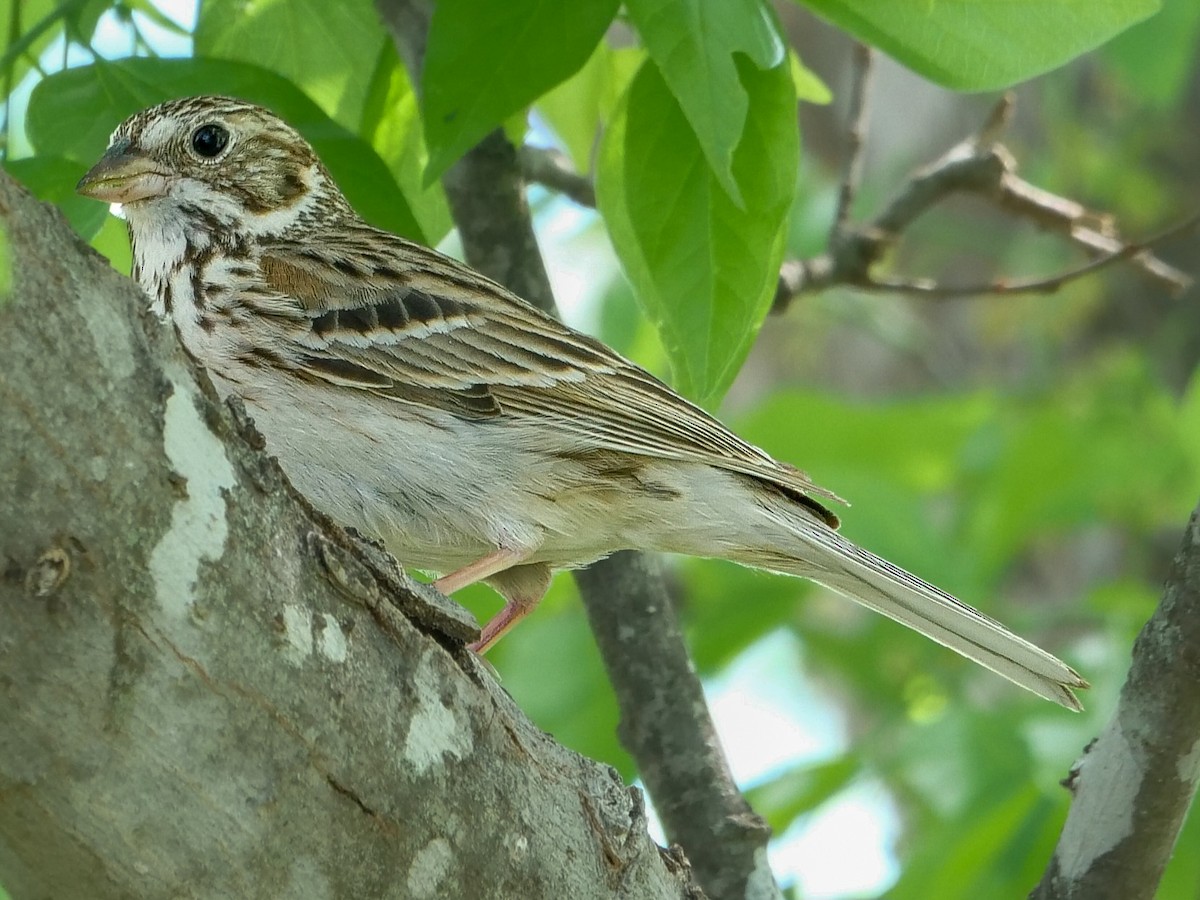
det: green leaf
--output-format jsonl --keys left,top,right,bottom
{"left": 63, "top": 0, "right": 109, "bottom": 45}
{"left": 535, "top": 44, "right": 645, "bottom": 175}
{"left": 800, "top": 0, "right": 1160, "bottom": 90}
{"left": 1103, "top": 0, "right": 1200, "bottom": 110}
{"left": 26, "top": 57, "right": 424, "bottom": 241}
{"left": 0, "top": 0, "right": 76, "bottom": 89}
{"left": 3, "top": 156, "right": 108, "bottom": 238}
{"left": 123, "top": 0, "right": 192, "bottom": 37}
{"left": 420, "top": 0, "right": 619, "bottom": 182}
{"left": 625, "top": 0, "right": 786, "bottom": 205}
{"left": 597, "top": 57, "right": 797, "bottom": 404}
{"left": 195, "top": 0, "right": 387, "bottom": 128}
{"left": 361, "top": 44, "right": 453, "bottom": 244}
{"left": 685, "top": 558, "right": 805, "bottom": 672}
{"left": 887, "top": 783, "right": 1059, "bottom": 900}
{"left": 961, "top": 355, "right": 1192, "bottom": 577}
{"left": 790, "top": 51, "right": 831, "bottom": 105}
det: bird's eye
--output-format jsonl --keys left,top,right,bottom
{"left": 191, "top": 123, "right": 229, "bottom": 158}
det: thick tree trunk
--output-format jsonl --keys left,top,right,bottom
{"left": 0, "top": 172, "right": 699, "bottom": 899}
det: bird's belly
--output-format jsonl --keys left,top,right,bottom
{"left": 222, "top": 374, "right": 689, "bottom": 575}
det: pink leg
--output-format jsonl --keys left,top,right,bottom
{"left": 470, "top": 562, "right": 552, "bottom": 654}
{"left": 432, "top": 550, "right": 552, "bottom": 653}
{"left": 469, "top": 598, "right": 537, "bottom": 654}
{"left": 432, "top": 547, "right": 528, "bottom": 595}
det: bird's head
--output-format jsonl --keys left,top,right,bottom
{"left": 77, "top": 95, "right": 349, "bottom": 241}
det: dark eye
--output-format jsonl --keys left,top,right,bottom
{"left": 191, "top": 123, "right": 229, "bottom": 158}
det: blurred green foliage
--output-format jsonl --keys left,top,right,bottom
{"left": 2, "top": 0, "right": 1196, "bottom": 897}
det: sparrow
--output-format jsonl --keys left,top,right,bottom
{"left": 76, "top": 95, "right": 1086, "bottom": 709}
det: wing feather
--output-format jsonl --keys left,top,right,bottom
{"left": 256, "top": 234, "right": 842, "bottom": 510}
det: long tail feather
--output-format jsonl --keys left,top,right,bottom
{"left": 743, "top": 507, "right": 1088, "bottom": 710}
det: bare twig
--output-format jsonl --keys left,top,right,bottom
{"left": 774, "top": 98, "right": 1191, "bottom": 308}
{"left": 862, "top": 214, "right": 1199, "bottom": 298}
{"left": 995, "top": 174, "right": 1190, "bottom": 290}
{"left": 517, "top": 90, "right": 1190, "bottom": 306}
{"left": 830, "top": 43, "right": 874, "bottom": 247}
{"left": 519, "top": 145, "right": 597, "bottom": 208}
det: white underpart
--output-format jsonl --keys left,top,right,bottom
{"left": 127, "top": 206, "right": 192, "bottom": 318}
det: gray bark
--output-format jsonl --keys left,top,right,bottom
{"left": 1032, "top": 500, "right": 1200, "bottom": 900}
{"left": 0, "top": 171, "right": 699, "bottom": 898}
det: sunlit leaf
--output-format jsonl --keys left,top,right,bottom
{"left": 535, "top": 44, "right": 645, "bottom": 175}
{"left": 597, "top": 57, "right": 797, "bottom": 403}
{"left": 421, "top": 0, "right": 619, "bottom": 182}
{"left": 361, "top": 45, "right": 453, "bottom": 244}
{"left": 626, "top": 0, "right": 786, "bottom": 204}
{"left": 790, "top": 51, "right": 831, "bottom": 105}
{"left": 800, "top": 0, "right": 1159, "bottom": 90}
{"left": 195, "top": 0, "right": 387, "bottom": 127}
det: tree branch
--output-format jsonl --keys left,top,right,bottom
{"left": 517, "top": 91, "right": 1191, "bottom": 305}
{"left": 576, "top": 554, "right": 774, "bottom": 900}
{"left": 829, "top": 42, "right": 873, "bottom": 248}
{"left": 520, "top": 144, "right": 597, "bottom": 208}
{"left": 1031, "top": 498, "right": 1200, "bottom": 900}
{"left": 375, "top": 3, "right": 776, "bottom": 898}
{"left": 0, "top": 172, "right": 697, "bottom": 899}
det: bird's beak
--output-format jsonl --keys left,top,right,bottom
{"left": 77, "top": 147, "right": 172, "bottom": 204}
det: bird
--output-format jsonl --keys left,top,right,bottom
{"left": 76, "top": 95, "right": 1087, "bottom": 709}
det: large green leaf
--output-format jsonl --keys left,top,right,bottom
{"left": 597, "top": 58, "right": 797, "bottom": 404}
{"left": 535, "top": 44, "right": 645, "bottom": 176}
{"left": 26, "top": 57, "right": 423, "bottom": 241}
{"left": 361, "top": 45, "right": 453, "bottom": 244}
{"left": 420, "top": 0, "right": 619, "bottom": 182}
{"left": 887, "top": 782, "right": 1060, "bottom": 900}
{"left": 625, "top": 0, "right": 785, "bottom": 205}
{"left": 800, "top": 0, "right": 1159, "bottom": 90}
{"left": 195, "top": 0, "right": 386, "bottom": 127}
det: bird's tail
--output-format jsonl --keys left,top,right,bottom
{"left": 734, "top": 504, "right": 1088, "bottom": 710}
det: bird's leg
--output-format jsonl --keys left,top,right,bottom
{"left": 471, "top": 562, "right": 553, "bottom": 654}
{"left": 432, "top": 550, "right": 552, "bottom": 653}
{"left": 433, "top": 547, "right": 529, "bottom": 594}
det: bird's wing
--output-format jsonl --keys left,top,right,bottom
{"left": 253, "top": 233, "right": 843, "bottom": 516}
